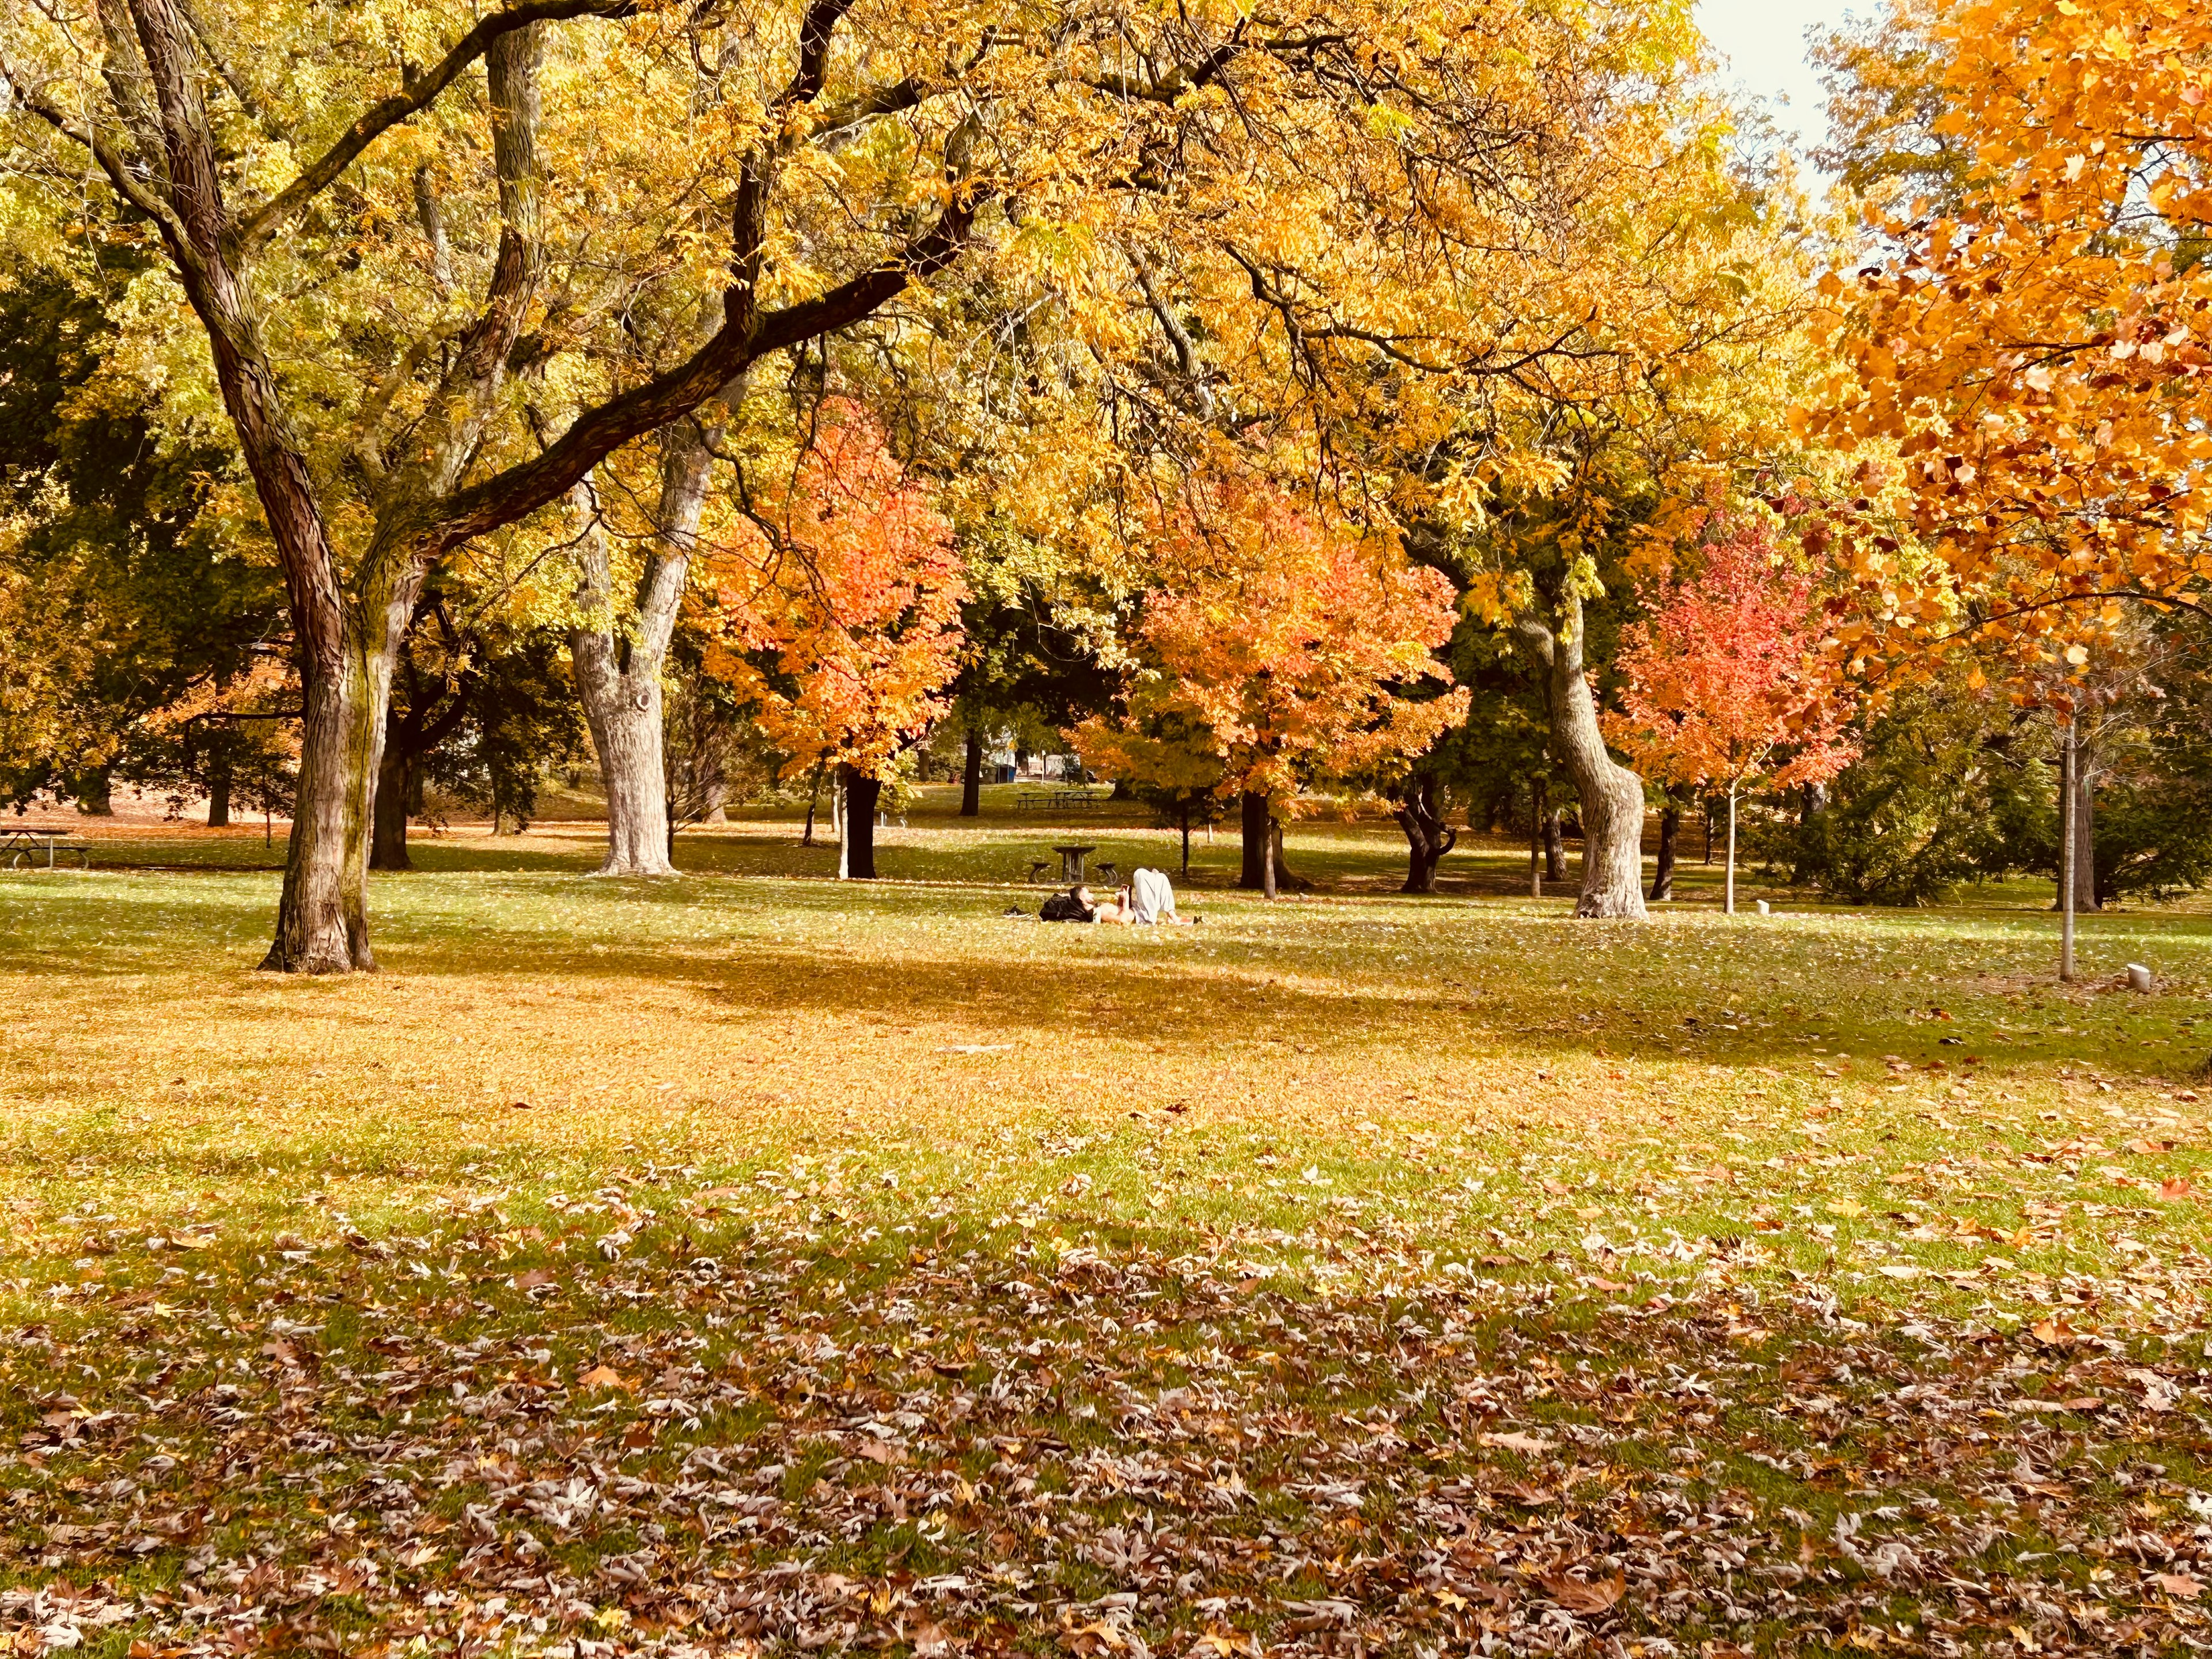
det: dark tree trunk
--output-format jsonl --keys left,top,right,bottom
{"left": 206, "top": 751, "right": 233, "bottom": 828}
{"left": 1240, "top": 790, "right": 1271, "bottom": 890}
{"left": 1513, "top": 586, "right": 1648, "bottom": 919}
{"left": 1393, "top": 773, "right": 1457, "bottom": 894}
{"left": 1529, "top": 777, "right": 1544, "bottom": 897}
{"left": 369, "top": 742, "right": 412, "bottom": 870}
{"left": 75, "top": 766, "right": 114, "bottom": 816}
{"left": 1263, "top": 815, "right": 1280, "bottom": 900}
{"left": 841, "top": 767, "right": 880, "bottom": 879}
{"left": 1650, "top": 798, "right": 1680, "bottom": 902}
{"left": 1179, "top": 803, "right": 1193, "bottom": 876}
{"left": 1543, "top": 807, "right": 1567, "bottom": 882}
{"left": 960, "top": 728, "right": 982, "bottom": 817}
{"left": 1703, "top": 804, "right": 1714, "bottom": 863}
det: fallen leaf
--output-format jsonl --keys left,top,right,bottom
{"left": 2158, "top": 1572, "right": 2203, "bottom": 1600}
{"left": 577, "top": 1364, "right": 629, "bottom": 1391}
{"left": 1478, "top": 1430, "right": 1556, "bottom": 1454}
{"left": 1537, "top": 1568, "right": 1624, "bottom": 1613}
{"left": 2158, "top": 1176, "right": 2195, "bottom": 1201}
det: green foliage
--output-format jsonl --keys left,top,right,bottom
{"left": 0, "top": 267, "right": 281, "bottom": 806}
{"left": 426, "top": 632, "right": 587, "bottom": 833}
{"left": 1758, "top": 678, "right": 2033, "bottom": 906}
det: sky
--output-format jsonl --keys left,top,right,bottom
{"left": 1695, "top": 0, "right": 1868, "bottom": 161}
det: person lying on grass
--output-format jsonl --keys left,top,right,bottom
{"left": 1087, "top": 870, "right": 1199, "bottom": 926}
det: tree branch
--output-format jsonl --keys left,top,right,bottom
{"left": 233, "top": 0, "right": 636, "bottom": 252}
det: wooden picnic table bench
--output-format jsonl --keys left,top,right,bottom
{"left": 1, "top": 826, "right": 92, "bottom": 870}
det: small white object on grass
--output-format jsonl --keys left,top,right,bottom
{"left": 1755, "top": 899, "right": 1771, "bottom": 916}
{"left": 2127, "top": 963, "right": 2154, "bottom": 993}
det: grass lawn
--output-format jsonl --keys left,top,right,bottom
{"left": 2, "top": 802, "right": 2209, "bottom": 1657}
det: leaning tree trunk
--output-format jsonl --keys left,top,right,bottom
{"left": 960, "top": 728, "right": 983, "bottom": 817}
{"left": 1514, "top": 590, "right": 1649, "bottom": 919}
{"left": 1240, "top": 790, "right": 1271, "bottom": 891}
{"left": 1650, "top": 796, "right": 1680, "bottom": 902}
{"left": 840, "top": 767, "right": 881, "bottom": 879}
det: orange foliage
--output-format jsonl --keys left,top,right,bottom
{"left": 701, "top": 402, "right": 965, "bottom": 781}
{"left": 1805, "top": 0, "right": 2212, "bottom": 680}
{"left": 1075, "top": 478, "right": 1466, "bottom": 809}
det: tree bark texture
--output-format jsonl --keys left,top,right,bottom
{"left": 960, "top": 727, "right": 983, "bottom": 817}
{"left": 1725, "top": 787, "right": 1739, "bottom": 915}
{"left": 1514, "top": 588, "right": 1649, "bottom": 919}
{"left": 75, "top": 766, "right": 115, "bottom": 815}
{"left": 1240, "top": 791, "right": 1271, "bottom": 891}
{"left": 567, "top": 403, "right": 724, "bottom": 877}
{"left": 1393, "top": 772, "right": 1457, "bottom": 894}
{"left": 1650, "top": 797, "right": 1680, "bottom": 902}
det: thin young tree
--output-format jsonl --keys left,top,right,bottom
{"left": 1608, "top": 519, "right": 1858, "bottom": 914}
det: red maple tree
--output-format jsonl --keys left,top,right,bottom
{"left": 1607, "top": 520, "right": 1857, "bottom": 913}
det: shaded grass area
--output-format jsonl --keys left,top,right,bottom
{"left": 3, "top": 832, "right": 2211, "bottom": 1656}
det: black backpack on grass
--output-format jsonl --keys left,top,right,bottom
{"left": 1039, "top": 888, "right": 1094, "bottom": 923}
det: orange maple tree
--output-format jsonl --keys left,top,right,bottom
{"left": 702, "top": 400, "right": 964, "bottom": 874}
{"left": 1607, "top": 520, "right": 1858, "bottom": 914}
{"left": 1804, "top": 0, "right": 2212, "bottom": 681}
{"left": 1075, "top": 477, "right": 1465, "bottom": 895}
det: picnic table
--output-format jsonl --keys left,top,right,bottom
{"left": 1052, "top": 844, "right": 1095, "bottom": 883}
{"left": 1016, "top": 785, "right": 1107, "bottom": 812}
{"left": 1, "top": 825, "right": 91, "bottom": 870}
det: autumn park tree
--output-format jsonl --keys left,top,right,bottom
{"left": 1076, "top": 477, "right": 1465, "bottom": 899}
{"left": 1607, "top": 519, "right": 1857, "bottom": 914}
{"left": 700, "top": 400, "right": 963, "bottom": 881}
{"left": 1808, "top": 0, "right": 2212, "bottom": 677}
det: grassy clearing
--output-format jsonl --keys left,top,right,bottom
{"left": 2, "top": 809, "right": 2209, "bottom": 1657}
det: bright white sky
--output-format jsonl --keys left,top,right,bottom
{"left": 1695, "top": 0, "right": 1870, "bottom": 163}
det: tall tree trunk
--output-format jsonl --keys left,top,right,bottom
{"left": 369, "top": 740, "right": 411, "bottom": 871}
{"left": 1514, "top": 588, "right": 1649, "bottom": 919}
{"left": 1262, "top": 814, "right": 1279, "bottom": 900}
{"left": 1393, "top": 773, "right": 1457, "bottom": 894}
{"left": 565, "top": 376, "right": 738, "bottom": 877}
{"left": 960, "top": 727, "right": 983, "bottom": 817}
{"left": 1703, "top": 804, "right": 1713, "bottom": 863}
{"left": 1542, "top": 808, "right": 1567, "bottom": 882}
{"left": 1240, "top": 790, "right": 1271, "bottom": 890}
{"left": 842, "top": 767, "right": 880, "bottom": 880}
{"left": 1529, "top": 777, "right": 1544, "bottom": 897}
{"left": 1180, "top": 805, "right": 1192, "bottom": 876}
{"left": 1650, "top": 797, "right": 1679, "bottom": 901}
{"left": 206, "top": 749, "right": 233, "bottom": 828}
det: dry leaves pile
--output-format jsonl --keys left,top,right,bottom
{"left": 6, "top": 1171, "right": 2211, "bottom": 1658}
